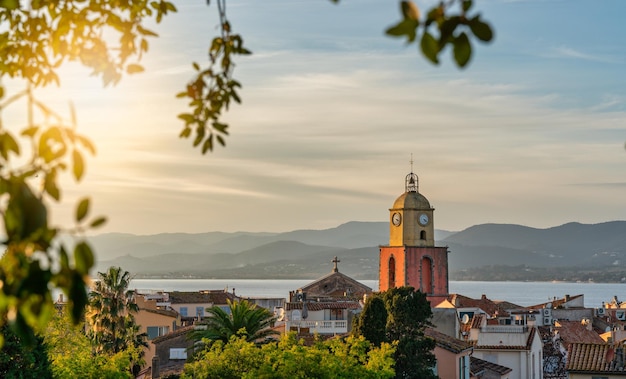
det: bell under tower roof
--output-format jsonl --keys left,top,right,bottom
{"left": 405, "top": 172, "right": 418, "bottom": 193}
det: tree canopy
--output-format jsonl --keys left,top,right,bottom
{"left": 353, "top": 287, "right": 436, "bottom": 379}
{"left": 189, "top": 299, "right": 278, "bottom": 345}
{"left": 182, "top": 333, "right": 396, "bottom": 379}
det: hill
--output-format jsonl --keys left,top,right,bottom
{"left": 91, "top": 220, "right": 626, "bottom": 281}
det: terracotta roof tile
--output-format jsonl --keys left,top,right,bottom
{"left": 555, "top": 320, "right": 605, "bottom": 346}
{"left": 567, "top": 343, "right": 626, "bottom": 373}
{"left": 528, "top": 294, "right": 585, "bottom": 310}
{"left": 151, "top": 325, "right": 194, "bottom": 344}
{"left": 475, "top": 326, "right": 537, "bottom": 351}
{"left": 285, "top": 301, "right": 361, "bottom": 311}
{"left": 169, "top": 290, "right": 238, "bottom": 304}
{"left": 447, "top": 293, "right": 517, "bottom": 317}
{"left": 425, "top": 328, "right": 473, "bottom": 354}
{"left": 470, "top": 356, "right": 512, "bottom": 376}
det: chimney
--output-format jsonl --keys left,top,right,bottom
{"left": 481, "top": 294, "right": 487, "bottom": 300}
{"left": 152, "top": 355, "right": 160, "bottom": 378}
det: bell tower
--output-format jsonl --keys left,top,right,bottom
{"left": 379, "top": 167, "right": 449, "bottom": 305}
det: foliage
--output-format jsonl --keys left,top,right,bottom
{"left": 0, "top": 0, "right": 493, "bottom": 346}
{"left": 352, "top": 287, "right": 436, "bottom": 379}
{"left": 0, "top": 0, "right": 176, "bottom": 345}
{"left": 87, "top": 266, "right": 146, "bottom": 361}
{"left": 189, "top": 299, "right": 278, "bottom": 346}
{"left": 176, "top": 0, "right": 250, "bottom": 154}
{"left": 385, "top": 0, "right": 493, "bottom": 68}
{"left": 0, "top": 323, "right": 52, "bottom": 378}
{"left": 45, "top": 310, "right": 138, "bottom": 379}
{"left": 353, "top": 295, "right": 388, "bottom": 347}
{"left": 182, "top": 333, "right": 395, "bottom": 379}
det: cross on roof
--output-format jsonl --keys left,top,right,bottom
{"left": 332, "top": 256, "right": 340, "bottom": 273}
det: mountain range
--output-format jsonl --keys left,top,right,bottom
{"left": 89, "top": 221, "right": 626, "bottom": 281}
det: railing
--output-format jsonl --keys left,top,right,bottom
{"left": 481, "top": 325, "right": 528, "bottom": 333}
{"left": 286, "top": 320, "right": 348, "bottom": 334}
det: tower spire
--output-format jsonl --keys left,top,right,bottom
{"left": 405, "top": 153, "right": 418, "bottom": 192}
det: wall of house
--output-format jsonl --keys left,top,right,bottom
{"left": 154, "top": 333, "right": 194, "bottom": 368}
{"left": 433, "top": 346, "right": 471, "bottom": 379}
{"left": 135, "top": 311, "right": 177, "bottom": 372}
{"left": 552, "top": 308, "right": 593, "bottom": 322}
{"left": 171, "top": 302, "right": 214, "bottom": 318}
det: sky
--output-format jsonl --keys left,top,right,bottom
{"left": 5, "top": 0, "right": 626, "bottom": 235}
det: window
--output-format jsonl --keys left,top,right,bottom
{"left": 458, "top": 355, "right": 470, "bottom": 379}
{"left": 147, "top": 326, "right": 170, "bottom": 340}
{"left": 196, "top": 306, "right": 205, "bottom": 318}
{"left": 420, "top": 230, "right": 426, "bottom": 240}
{"left": 170, "top": 348, "right": 187, "bottom": 360}
{"left": 388, "top": 256, "right": 396, "bottom": 288}
{"left": 179, "top": 307, "right": 188, "bottom": 317}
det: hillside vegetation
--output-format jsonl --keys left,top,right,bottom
{"left": 90, "top": 221, "right": 626, "bottom": 282}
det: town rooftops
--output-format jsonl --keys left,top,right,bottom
{"left": 294, "top": 263, "right": 372, "bottom": 301}
{"left": 151, "top": 325, "right": 195, "bottom": 344}
{"left": 470, "top": 356, "right": 513, "bottom": 377}
{"left": 425, "top": 328, "right": 473, "bottom": 354}
{"left": 168, "top": 290, "right": 238, "bottom": 305}
{"left": 567, "top": 343, "right": 626, "bottom": 374}
{"left": 555, "top": 320, "right": 605, "bottom": 346}
{"left": 285, "top": 301, "right": 361, "bottom": 311}
{"left": 528, "top": 294, "right": 585, "bottom": 310}
{"left": 446, "top": 293, "right": 520, "bottom": 317}
{"left": 474, "top": 325, "right": 538, "bottom": 351}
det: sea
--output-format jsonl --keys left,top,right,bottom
{"left": 129, "top": 279, "right": 626, "bottom": 309}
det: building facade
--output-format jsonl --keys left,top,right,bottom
{"left": 379, "top": 170, "right": 449, "bottom": 304}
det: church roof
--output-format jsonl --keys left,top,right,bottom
{"left": 297, "top": 270, "right": 372, "bottom": 300}
{"left": 392, "top": 191, "right": 431, "bottom": 210}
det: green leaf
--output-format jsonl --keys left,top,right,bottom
{"left": 385, "top": 19, "right": 419, "bottom": 42}
{"left": 76, "top": 198, "right": 90, "bottom": 223}
{"left": 462, "top": 0, "right": 472, "bottom": 12}
{"left": 137, "top": 25, "right": 159, "bottom": 37}
{"left": 202, "top": 134, "right": 213, "bottom": 154}
{"left": 469, "top": 17, "right": 494, "bottom": 42}
{"left": 420, "top": 32, "right": 439, "bottom": 64}
{"left": 72, "top": 150, "right": 84, "bottom": 181}
{"left": 193, "top": 62, "right": 201, "bottom": 71}
{"left": 21, "top": 126, "right": 39, "bottom": 138}
{"left": 0, "top": 0, "right": 19, "bottom": 10}
{"left": 179, "top": 127, "right": 192, "bottom": 138}
{"left": 453, "top": 32, "right": 472, "bottom": 67}
{"left": 68, "top": 271, "right": 88, "bottom": 323}
{"left": 126, "top": 64, "right": 145, "bottom": 74}
{"left": 90, "top": 216, "right": 107, "bottom": 228}
{"left": 74, "top": 242, "right": 94, "bottom": 275}
{"left": 44, "top": 170, "right": 61, "bottom": 201}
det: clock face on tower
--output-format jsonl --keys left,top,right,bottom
{"left": 419, "top": 213, "right": 429, "bottom": 226}
{"left": 392, "top": 212, "right": 402, "bottom": 226}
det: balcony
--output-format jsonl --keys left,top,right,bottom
{"left": 286, "top": 320, "right": 348, "bottom": 335}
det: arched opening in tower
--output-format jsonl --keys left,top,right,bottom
{"left": 420, "top": 230, "right": 427, "bottom": 240}
{"left": 388, "top": 256, "right": 396, "bottom": 288}
{"left": 421, "top": 256, "right": 433, "bottom": 294}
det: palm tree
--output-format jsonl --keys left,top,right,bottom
{"left": 87, "top": 266, "right": 146, "bottom": 354}
{"left": 191, "top": 299, "right": 278, "bottom": 344}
